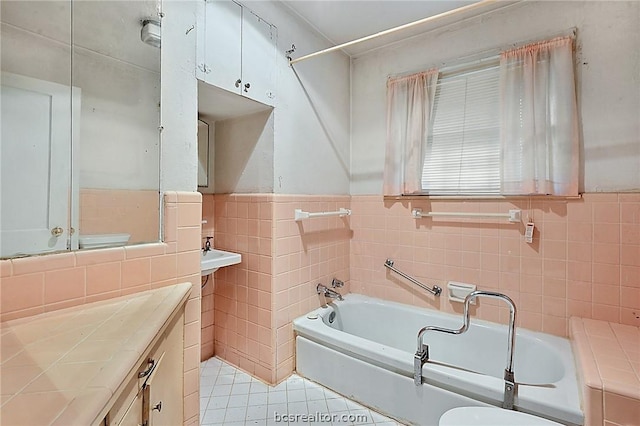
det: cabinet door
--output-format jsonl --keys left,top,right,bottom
{"left": 202, "top": 0, "right": 242, "bottom": 94}
{"left": 146, "top": 314, "right": 184, "bottom": 425}
{"left": 110, "top": 372, "right": 142, "bottom": 426}
{"left": 241, "top": 8, "right": 276, "bottom": 106}
{"left": 116, "top": 391, "right": 142, "bottom": 426}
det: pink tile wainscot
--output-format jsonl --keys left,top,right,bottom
{"left": 0, "top": 191, "right": 203, "bottom": 425}
{"left": 204, "top": 192, "right": 639, "bottom": 388}
{"left": 211, "top": 194, "right": 351, "bottom": 384}
{"left": 571, "top": 317, "right": 640, "bottom": 425}
{"left": 79, "top": 188, "right": 159, "bottom": 245}
{"left": 350, "top": 194, "right": 640, "bottom": 336}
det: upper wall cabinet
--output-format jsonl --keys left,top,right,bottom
{"left": 197, "top": 0, "right": 277, "bottom": 106}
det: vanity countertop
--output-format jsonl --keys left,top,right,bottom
{"left": 0, "top": 282, "right": 192, "bottom": 426}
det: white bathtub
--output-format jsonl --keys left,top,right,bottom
{"left": 293, "top": 294, "right": 583, "bottom": 426}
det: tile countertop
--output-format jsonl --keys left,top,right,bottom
{"left": 570, "top": 317, "right": 640, "bottom": 425}
{"left": 0, "top": 282, "right": 193, "bottom": 426}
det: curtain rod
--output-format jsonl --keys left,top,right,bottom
{"left": 289, "top": 0, "right": 498, "bottom": 65}
{"left": 388, "top": 27, "right": 577, "bottom": 82}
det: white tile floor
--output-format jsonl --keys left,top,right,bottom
{"left": 200, "top": 357, "right": 404, "bottom": 426}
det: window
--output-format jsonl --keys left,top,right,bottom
{"left": 422, "top": 61, "right": 501, "bottom": 195}
{"left": 384, "top": 35, "right": 579, "bottom": 197}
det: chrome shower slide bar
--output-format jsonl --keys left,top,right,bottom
{"left": 384, "top": 259, "right": 442, "bottom": 297}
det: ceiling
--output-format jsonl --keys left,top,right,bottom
{"left": 280, "top": 0, "right": 511, "bottom": 56}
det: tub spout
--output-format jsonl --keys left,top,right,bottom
{"left": 317, "top": 283, "right": 343, "bottom": 301}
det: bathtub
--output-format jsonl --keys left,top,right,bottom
{"left": 293, "top": 294, "right": 583, "bottom": 426}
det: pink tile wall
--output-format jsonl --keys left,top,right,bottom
{"left": 207, "top": 192, "right": 637, "bottom": 389}
{"left": 80, "top": 188, "right": 160, "bottom": 244}
{"left": 211, "top": 194, "right": 351, "bottom": 384}
{"left": 571, "top": 318, "right": 640, "bottom": 425}
{"left": 213, "top": 194, "right": 276, "bottom": 383}
{"left": 272, "top": 195, "right": 351, "bottom": 383}
{"left": 350, "top": 193, "right": 640, "bottom": 337}
{"left": 201, "top": 194, "right": 215, "bottom": 361}
{"left": 0, "top": 191, "right": 203, "bottom": 425}
{"left": 201, "top": 273, "right": 215, "bottom": 361}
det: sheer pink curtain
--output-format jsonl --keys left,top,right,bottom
{"left": 500, "top": 36, "right": 579, "bottom": 196}
{"left": 384, "top": 69, "right": 439, "bottom": 195}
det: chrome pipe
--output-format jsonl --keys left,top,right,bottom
{"left": 413, "top": 290, "right": 517, "bottom": 410}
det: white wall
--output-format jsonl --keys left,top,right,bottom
{"left": 194, "top": 1, "right": 351, "bottom": 195}
{"left": 160, "top": 0, "right": 199, "bottom": 193}
{"left": 350, "top": 1, "right": 640, "bottom": 195}
{"left": 239, "top": 1, "right": 352, "bottom": 195}
{"left": 196, "top": 82, "right": 274, "bottom": 195}
{"left": 1, "top": 22, "right": 70, "bottom": 86}
{"left": 214, "top": 110, "right": 275, "bottom": 193}
{"left": 74, "top": 47, "right": 160, "bottom": 190}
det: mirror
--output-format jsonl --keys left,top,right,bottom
{"left": 198, "top": 119, "right": 210, "bottom": 188}
{"left": 0, "top": 0, "right": 161, "bottom": 258}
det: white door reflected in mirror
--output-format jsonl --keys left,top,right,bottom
{"left": 0, "top": 72, "right": 78, "bottom": 257}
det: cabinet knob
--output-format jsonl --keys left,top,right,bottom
{"left": 244, "top": 82, "right": 250, "bottom": 92}
{"left": 153, "top": 401, "right": 162, "bottom": 412}
{"left": 235, "top": 79, "right": 242, "bottom": 88}
{"left": 51, "top": 227, "right": 63, "bottom": 237}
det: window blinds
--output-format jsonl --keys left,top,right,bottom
{"left": 421, "top": 63, "right": 501, "bottom": 195}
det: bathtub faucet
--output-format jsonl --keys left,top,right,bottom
{"left": 317, "top": 283, "right": 343, "bottom": 301}
{"left": 413, "top": 290, "right": 517, "bottom": 410}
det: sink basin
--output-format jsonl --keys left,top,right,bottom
{"left": 201, "top": 249, "right": 241, "bottom": 276}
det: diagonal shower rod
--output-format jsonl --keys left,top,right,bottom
{"left": 288, "top": 0, "right": 499, "bottom": 65}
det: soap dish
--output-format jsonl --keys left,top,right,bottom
{"left": 448, "top": 281, "right": 477, "bottom": 304}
